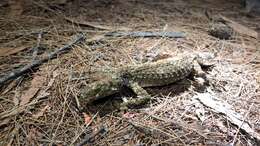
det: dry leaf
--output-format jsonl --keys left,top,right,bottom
{"left": 83, "top": 113, "right": 92, "bottom": 124}
{"left": 8, "top": 0, "right": 24, "bottom": 16}
{"left": 0, "top": 105, "right": 25, "bottom": 119}
{"left": 123, "top": 112, "right": 136, "bottom": 119}
{"left": 0, "top": 75, "right": 49, "bottom": 120}
{"left": 194, "top": 93, "right": 260, "bottom": 141}
{"left": 27, "top": 128, "right": 37, "bottom": 145}
{"left": 0, "top": 46, "right": 28, "bottom": 56}
{"left": 12, "top": 92, "right": 20, "bottom": 106}
{"left": 2, "top": 80, "right": 18, "bottom": 94}
{"left": 19, "top": 75, "right": 46, "bottom": 106}
{"left": 256, "top": 74, "right": 260, "bottom": 84}
{"left": 0, "top": 118, "right": 11, "bottom": 127}
{"left": 45, "top": 70, "right": 59, "bottom": 90}
{"left": 216, "top": 121, "right": 228, "bottom": 133}
{"left": 32, "top": 105, "right": 50, "bottom": 119}
{"left": 6, "top": 127, "right": 19, "bottom": 146}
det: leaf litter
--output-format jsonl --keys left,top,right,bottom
{"left": 0, "top": 0, "right": 259, "bottom": 145}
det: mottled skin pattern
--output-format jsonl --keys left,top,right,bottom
{"left": 80, "top": 53, "right": 212, "bottom": 109}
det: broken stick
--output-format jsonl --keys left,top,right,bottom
{"left": 0, "top": 34, "right": 85, "bottom": 86}
{"left": 105, "top": 31, "right": 185, "bottom": 38}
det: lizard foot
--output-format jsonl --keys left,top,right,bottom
{"left": 120, "top": 96, "right": 151, "bottom": 110}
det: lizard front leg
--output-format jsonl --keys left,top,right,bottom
{"left": 120, "top": 81, "right": 151, "bottom": 109}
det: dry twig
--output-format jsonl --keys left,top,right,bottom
{"left": 0, "top": 34, "right": 85, "bottom": 86}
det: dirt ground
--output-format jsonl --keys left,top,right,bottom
{"left": 0, "top": 0, "right": 260, "bottom": 145}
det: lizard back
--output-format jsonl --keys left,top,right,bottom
{"left": 119, "top": 55, "right": 195, "bottom": 87}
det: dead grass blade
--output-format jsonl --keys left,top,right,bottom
{"left": 0, "top": 46, "right": 29, "bottom": 56}
{"left": 19, "top": 75, "right": 46, "bottom": 106}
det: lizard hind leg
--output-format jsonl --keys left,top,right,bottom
{"left": 120, "top": 82, "right": 151, "bottom": 109}
{"left": 191, "top": 60, "right": 208, "bottom": 87}
{"left": 192, "top": 60, "right": 206, "bottom": 77}
{"left": 192, "top": 52, "right": 215, "bottom": 81}
{"left": 191, "top": 60, "right": 215, "bottom": 90}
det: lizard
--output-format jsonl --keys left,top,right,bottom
{"left": 79, "top": 52, "right": 214, "bottom": 109}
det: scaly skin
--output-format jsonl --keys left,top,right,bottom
{"left": 80, "top": 53, "right": 213, "bottom": 109}
{"left": 118, "top": 55, "right": 195, "bottom": 87}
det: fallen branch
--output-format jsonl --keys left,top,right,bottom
{"left": 105, "top": 31, "right": 185, "bottom": 38}
{"left": 0, "top": 34, "right": 85, "bottom": 86}
{"left": 194, "top": 93, "right": 260, "bottom": 142}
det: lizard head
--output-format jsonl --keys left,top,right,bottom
{"left": 193, "top": 52, "right": 215, "bottom": 67}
